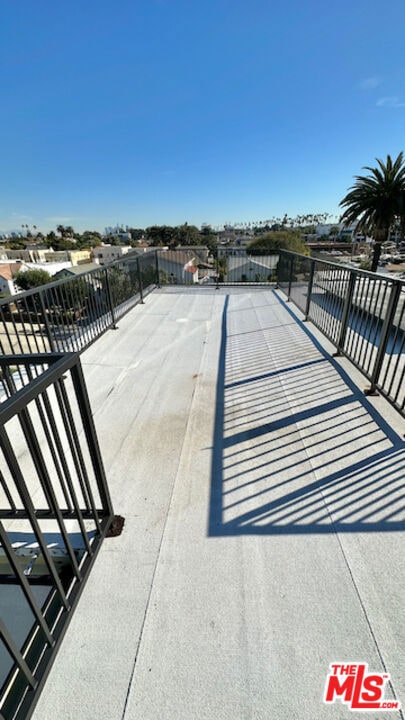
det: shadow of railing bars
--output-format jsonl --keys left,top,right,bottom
{"left": 209, "top": 291, "right": 405, "bottom": 536}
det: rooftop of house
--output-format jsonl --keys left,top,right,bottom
{"left": 26, "top": 286, "right": 405, "bottom": 720}
{"left": 0, "top": 261, "right": 25, "bottom": 280}
{"left": 54, "top": 262, "right": 101, "bottom": 277}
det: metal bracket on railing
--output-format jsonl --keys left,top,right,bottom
{"left": 106, "top": 515, "right": 125, "bottom": 537}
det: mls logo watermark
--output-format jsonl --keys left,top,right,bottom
{"left": 324, "top": 663, "right": 401, "bottom": 711}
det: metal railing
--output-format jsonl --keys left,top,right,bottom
{"left": 0, "top": 352, "right": 114, "bottom": 719}
{"left": 278, "top": 250, "right": 405, "bottom": 415}
{"left": 0, "top": 251, "right": 159, "bottom": 356}
{"left": 154, "top": 248, "right": 278, "bottom": 286}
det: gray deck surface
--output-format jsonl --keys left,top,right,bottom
{"left": 32, "top": 287, "right": 405, "bottom": 720}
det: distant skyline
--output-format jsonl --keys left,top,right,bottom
{"left": 1, "top": 1, "right": 405, "bottom": 233}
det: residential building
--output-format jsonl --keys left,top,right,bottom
{"left": 93, "top": 245, "right": 132, "bottom": 266}
{"left": 226, "top": 254, "right": 277, "bottom": 282}
{"left": 53, "top": 263, "right": 101, "bottom": 280}
{"left": 0, "top": 261, "right": 28, "bottom": 295}
{"left": 157, "top": 250, "right": 199, "bottom": 284}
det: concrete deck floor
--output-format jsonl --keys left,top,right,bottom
{"left": 32, "top": 286, "right": 404, "bottom": 720}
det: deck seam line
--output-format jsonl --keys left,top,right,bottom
{"left": 120, "top": 295, "right": 220, "bottom": 720}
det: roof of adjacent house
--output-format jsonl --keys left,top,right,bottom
{"left": 56, "top": 263, "right": 100, "bottom": 276}
{"left": 157, "top": 250, "right": 198, "bottom": 267}
{"left": 0, "top": 262, "right": 24, "bottom": 280}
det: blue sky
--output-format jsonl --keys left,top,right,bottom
{"left": 1, "top": 0, "right": 405, "bottom": 233}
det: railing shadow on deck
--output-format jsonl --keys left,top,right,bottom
{"left": 209, "top": 291, "right": 405, "bottom": 536}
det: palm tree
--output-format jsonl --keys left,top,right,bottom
{"left": 339, "top": 153, "right": 405, "bottom": 271}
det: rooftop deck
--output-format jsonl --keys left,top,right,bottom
{"left": 31, "top": 286, "right": 404, "bottom": 720}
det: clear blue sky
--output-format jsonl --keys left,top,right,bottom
{"left": 1, "top": 0, "right": 405, "bottom": 233}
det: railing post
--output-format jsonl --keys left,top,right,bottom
{"left": 137, "top": 258, "right": 144, "bottom": 304}
{"left": 105, "top": 268, "right": 117, "bottom": 329}
{"left": 155, "top": 250, "right": 160, "bottom": 287}
{"left": 39, "top": 289, "right": 56, "bottom": 352}
{"left": 287, "top": 254, "right": 294, "bottom": 301}
{"left": 366, "top": 279, "right": 402, "bottom": 395}
{"left": 334, "top": 271, "right": 356, "bottom": 356}
{"left": 304, "top": 258, "right": 315, "bottom": 321}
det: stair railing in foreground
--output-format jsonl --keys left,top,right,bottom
{"left": 278, "top": 250, "right": 405, "bottom": 416}
{"left": 0, "top": 251, "right": 159, "bottom": 356}
{"left": 0, "top": 353, "right": 114, "bottom": 720}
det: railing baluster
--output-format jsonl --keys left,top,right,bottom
{"left": 0, "top": 352, "right": 115, "bottom": 717}
{"left": 335, "top": 271, "right": 356, "bottom": 356}
{"left": 304, "top": 258, "right": 315, "bottom": 320}
{"left": 366, "top": 279, "right": 402, "bottom": 394}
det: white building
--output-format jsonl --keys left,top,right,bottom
{"left": 0, "top": 261, "right": 29, "bottom": 295}
{"left": 93, "top": 245, "right": 132, "bottom": 266}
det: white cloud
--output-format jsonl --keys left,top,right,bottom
{"left": 360, "top": 76, "right": 382, "bottom": 89}
{"left": 376, "top": 96, "right": 405, "bottom": 108}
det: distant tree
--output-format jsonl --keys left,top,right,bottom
{"left": 146, "top": 225, "right": 176, "bottom": 246}
{"left": 5, "top": 239, "right": 26, "bottom": 250}
{"left": 200, "top": 225, "right": 215, "bottom": 236}
{"left": 247, "top": 231, "right": 309, "bottom": 255}
{"left": 77, "top": 231, "right": 101, "bottom": 248}
{"left": 174, "top": 223, "right": 201, "bottom": 246}
{"left": 205, "top": 235, "right": 218, "bottom": 258}
{"left": 339, "top": 153, "right": 405, "bottom": 271}
{"left": 14, "top": 268, "right": 52, "bottom": 291}
{"left": 50, "top": 236, "right": 76, "bottom": 251}
{"left": 127, "top": 228, "right": 145, "bottom": 242}
{"left": 104, "top": 267, "right": 132, "bottom": 306}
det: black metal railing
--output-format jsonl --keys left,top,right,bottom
{"left": 278, "top": 250, "right": 405, "bottom": 415}
{"left": 0, "top": 251, "right": 159, "bottom": 356}
{"left": 0, "top": 352, "right": 114, "bottom": 719}
{"left": 154, "top": 248, "right": 278, "bottom": 286}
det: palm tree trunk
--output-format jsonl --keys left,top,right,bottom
{"left": 370, "top": 242, "right": 382, "bottom": 272}
{"left": 370, "top": 228, "right": 388, "bottom": 272}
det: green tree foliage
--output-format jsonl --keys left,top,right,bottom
{"left": 145, "top": 224, "right": 201, "bottom": 248}
{"left": 174, "top": 223, "right": 201, "bottom": 246}
{"left": 60, "top": 278, "right": 93, "bottom": 309}
{"left": 14, "top": 268, "right": 52, "bottom": 290}
{"left": 340, "top": 153, "right": 405, "bottom": 271}
{"left": 50, "top": 236, "right": 76, "bottom": 251}
{"left": 146, "top": 225, "right": 176, "bottom": 246}
{"left": 77, "top": 231, "right": 101, "bottom": 248}
{"left": 247, "top": 231, "right": 310, "bottom": 256}
{"left": 127, "top": 228, "right": 145, "bottom": 242}
{"left": 105, "top": 267, "right": 132, "bottom": 306}
{"left": 205, "top": 235, "right": 218, "bottom": 258}
{"left": 5, "top": 239, "right": 27, "bottom": 250}
{"left": 56, "top": 224, "right": 75, "bottom": 238}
